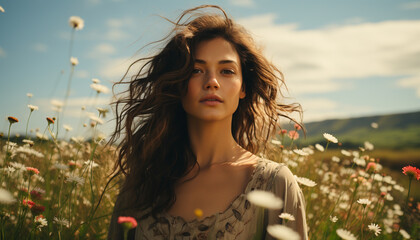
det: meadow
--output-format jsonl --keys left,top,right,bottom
{"left": 1, "top": 15, "right": 419, "bottom": 240}
{"left": 1, "top": 115, "right": 419, "bottom": 239}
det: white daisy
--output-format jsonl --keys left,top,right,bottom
{"left": 54, "top": 163, "right": 69, "bottom": 171}
{"left": 66, "top": 175, "right": 85, "bottom": 185}
{"left": 96, "top": 107, "right": 109, "bottom": 117}
{"left": 15, "top": 146, "right": 44, "bottom": 158}
{"left": 70, "top": 57, "right": 79, "bottom": 66}
{"left": 399, "top": 229, "right": 410, "bottom": 239}
{"left": 323, "top": 133, "right": 338, "bottom": 143}
{"left": 279, "top": 213, "right": 295, "bottom": 221}
{"left": 329, "top": 215, "right": 338, "bottom": 223}
{"left": 70, "top": 136, "right": 85, "bottom": 144}
{"left": 63, "top": 124, "right": 73, "bottom": 132}
{"left": 90, "top": 83, "right": 110, "bottom": 94}
{"left": 267, "top": 224, "right": 300, "bottom": 240}
{"left": 53, "top": 217, "right": 70, "bottom": 228}
{"left": 69, "top": 16, "right": 84, "bottom": 30}
{"left": 22, "top": 139, "right": 34, "bottom": 146}
{"left": 84, "top": 160, "right": 99, "bottom": 170}
{"left": 368, "top": 223, "right": 381, "bottom": 236}
{"left": 294, "top": 176, "right": 317, "bottom": 187}
{"left": 26, "top": 93, "right": 33, "bottom": 98}
{"left": 0, "top": 188, "right": 15, "bottom": 204}
{"left": 332, "top": 156, "right": 340, "bottom": 163}
{"left": 371, "top": 122, "right": 378, "bottom": 129}
{"left": 315, "top": 144, "right": 324, "bottom": 152}
{"left": 357, "top": 198, "right": 371, "bottom": 206}
{"left": 36, "top": 132, "right": 48, "bottom": 140}
{"left": 9, "top": 162, "right": 26, "bottom": 172}
{"left": 92, "top": 78, "right": 100, "bottom": 83}
{"left": 293, "top": 149, "right": 309, "bottom": 156}
{"left": 364, "top": 141, "right": 374, "bottom": 151}
{"left": 27, "top": 104, "right": 39, "bottom": 111}
{"left": 247, "top": 190, "right": 283, "bottom": 209}
{"left": 89, "top": 115, "right": 104, "bottom": 125}
{"left": 341, "top": 150, "right": 352, "bottom": 157}
{"left": 336, "top": 228, "right": 357, "bottom": 240}
{"left": 271, "top": 139, "right": 281, "bottom": 145}
{"left": 35, "top": 216, "right": 48, "bottom": 230}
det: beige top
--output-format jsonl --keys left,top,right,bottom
{"left": 109, "top": 158, "right": 308, "bottom": 240}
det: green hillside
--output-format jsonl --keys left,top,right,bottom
{"left": 294, "top": 110, "right": 420, "bottom": 149}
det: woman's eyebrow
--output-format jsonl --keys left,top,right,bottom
{"left": 194, "top": 59, "right": 239, "bottom": 66}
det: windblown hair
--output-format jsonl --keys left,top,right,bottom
{"left": 108, "top": 4, "right": 302, "bottom": 221}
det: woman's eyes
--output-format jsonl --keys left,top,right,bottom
{"left": 192, "top": 68, "right": 236, "bottom": 75}
{"left": 192, "top": 68, "right": 203, "bottom": 74}
{"left": 221, "top": 69, "right": 235, "bottom": 75}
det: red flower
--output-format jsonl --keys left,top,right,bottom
{"left": 26, "top": 167, "right": 40, "bottom": 175}
{"left": 294, "top": 123, "right": 302, "bottom": 131}
{"left": 30, "top": 190, "right": 43, "bottom": 200}
{"left": 118, "top": 216, "right": 138, "bottom": 229}
{"left": 31, "top": 204, "right": 46, "bottom": 216}
{"left": 23, "top": 199, "right": 35, "bottom": 208}
{"left": 288, "top": 130, "right": 299, "bottom": 140}
{"left": 402, "top": 165, "right": 420, "bottom": 180}
{"left": 279, "top": 129, "right": 287, "bottom": 135}
{"left": 46, "top": 117, "right": 55, "bottom": 124}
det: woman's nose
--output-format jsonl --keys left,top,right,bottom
{"left": 204, "top": 72, "right": 220, "bottom": 89}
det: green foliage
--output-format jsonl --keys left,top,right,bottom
{"left": 296, "top": 111, "right": 420, "bottom": 149}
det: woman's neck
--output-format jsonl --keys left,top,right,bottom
{"left": 187, "top": 116, "right": 242, "bottom": 169}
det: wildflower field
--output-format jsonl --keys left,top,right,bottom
{"left": 1, "top": 14, "right": 419, "bottom": 240}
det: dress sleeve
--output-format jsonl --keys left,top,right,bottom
{"left": 267, "top": 164, "right": 308, "bottom": 240}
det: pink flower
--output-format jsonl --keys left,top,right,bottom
{"left": 26, "top": 167, "right": 40, "bottom": 175}
{"left": 288, "top": 130, "right": 299, "bottom": 140}
{"left": 279, "top": 129, "right": 287, "bottom": 135}
{"left": 118, "top": 216, "right": 138, "bottom": 229}
{"left": 402, "top": 166, "right": 420, "bottom": 180}
{"left": 294, "top": 123, "right": 302, "bottom": 131}
{"left": 366, "top": 162, "right": 376, "bottom": 172}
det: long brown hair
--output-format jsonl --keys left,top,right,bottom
{"left": 108, "top": 5, "right": 302, "bottom": 219}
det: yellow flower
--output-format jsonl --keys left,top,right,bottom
{"left": 194, "top": 208, "right": 203, "bottom": 219}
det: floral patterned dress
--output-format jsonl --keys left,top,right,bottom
{"left": 108, "top": 158, "right": 308, "bottom": 240}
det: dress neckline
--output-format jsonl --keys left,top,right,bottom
{"left": 162, "top": 158, "right": 263, "bottom": 225}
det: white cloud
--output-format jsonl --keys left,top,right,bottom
{"left": 397, "top": 75, "right": 420, "bottom": 97}
{"left": 33, "top": 43, "right": 48, "bottom": 52}
{"left": 0, "top": 47, "right": 6, "bottom": 57}
{"left": 237, "top": 15, "right": 420, "bottom": 97}
{"left": 230, "top": 0, "right": 255, "bottom": 7}
{"left": 107, "top": 17, "right": 133, "bottom": 28}
{"left": 294, "top": 97, "right": 372, "bottom": 122}
{"left": 98, "top": 57, "right": 139, "bottom": 80}
{"left": 106, "top": 29, "right": 129, "bottom": 41}
{"left": 86, "top": 0, "right": 101, "bottom": 6}
{"left": 401, "top": 1, "right": 420, "bottom": 9}
{"left": 87, "top": 43, "right": 116, "bottom": 58}
{"left": 75, "top": 70, "right": 90, "bottom": 79}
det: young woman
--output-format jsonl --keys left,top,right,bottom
{"left": 108, "top": 5, "right": 308, "bottom": 240}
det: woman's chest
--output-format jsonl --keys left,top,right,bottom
{"left": 167, "top": 165, "right": 253, "bottom": 221}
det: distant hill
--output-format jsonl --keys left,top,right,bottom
{"left": 293, "top": 111, "right": 420, "bottom": 149}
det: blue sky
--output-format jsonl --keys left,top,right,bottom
{"left": 1, "top": 0, "right": 420, "bottom": 139}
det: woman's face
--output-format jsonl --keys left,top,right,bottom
{"left": 182, "top": 37, "right": 245, "bottom": 122}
